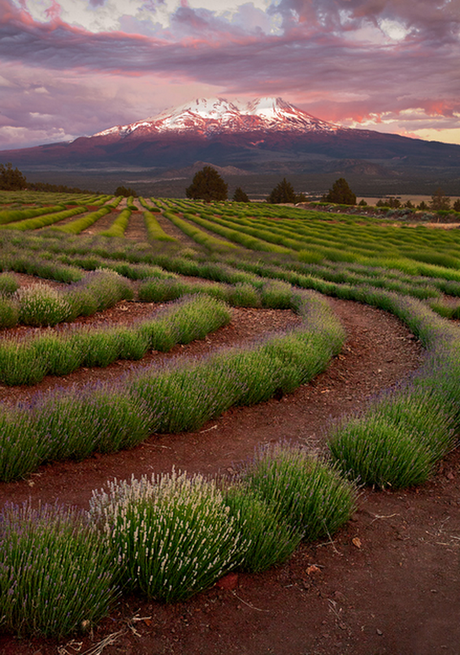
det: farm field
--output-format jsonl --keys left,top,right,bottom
{"left": 0, "top": 191, "right": 459, "bottom": 655}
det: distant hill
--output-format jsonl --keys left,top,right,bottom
{"left": 1, "top": 97, "right": 459, "bottom": 195}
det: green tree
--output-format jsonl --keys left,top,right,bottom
{"left": 115, "top": 185, "right": 138, "bottom": 197}
{"left": 430, "top": 188, "right": 451, "bottom": 211}
{"left": 324, "top": 178, "right": 356, "bottom": 205}
{"left": 233, "top": 187, "right": 250, "bottom": 203}
{"left": 0, "top": 163, "right": 27, "bottom": 190}
{"left": 453, "top": 199, "right": 460, "bottom": 212}
{"left": 267, "top": 178, "right": 296, "bottom": 204}
{"left": 186, "top": 166, "right": 228, "bottom": 202}
{"left": 418, "top": 201, "right": 428, "bottom": 210}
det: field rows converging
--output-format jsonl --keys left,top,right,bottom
{"left": 0, "top": 191, "right": 459, "bottom": 644}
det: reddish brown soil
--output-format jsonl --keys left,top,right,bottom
{"left": 0, "top": 290, "right": 459, "bottom": 655}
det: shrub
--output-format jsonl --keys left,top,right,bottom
{"left": 31, "top": 386, "right": 152, "bottom": 460}
{"left": 130, "top": 361, "right": 243, "bottom": 433}
{"left": 81, "top": 269, "right": 134, "bottom": 310}
{"left": 0, "top": 339, "right": 49, "bottom": 385}
{"left": 224, "top": 484, "right": 302, "bottom": 572}
{"left": 0, "top": 502, "right": 118, "bottom": 637}
{"left": 100, "top": 208, "right": 131, "bottom": 237}
{"left": 328, "top": 414, "right": 435, "bottom": 489}
{"left": 0, "top": 294, "right": 19, "bottom": 328}
{"left": 57, "top": 206, "right": 112, "bottom": 235}
{"left": 243, "top": 444, "right": 357, "bottom": 541}
{"left": 138, "top": 277, "right": 189, "bottom": 303}
{"left": 89, "top": 471, "right": 245, "bottom": 601}
{"left": 0, "top": 272, "right": 19, "bottom": 295}
{"left": 15, "top": 284, "right": 73, "bottom": 326}
{"left": 261, "top": 280, "right": 293, "bottom": 308}
{"left": 228, "top": 282, "right": 261, "bottom": 307}
{"left": 143, "top": 210, "right": 176, "bottom": 241}
{"left": 33, "top": 332, "right": 86, "bottom": 376}
{"left": 0, "top": 407, "right": 39, "bottom": 481}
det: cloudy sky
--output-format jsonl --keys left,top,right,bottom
{"left": 1, "top": 0, "right": 459, "bottom": 150}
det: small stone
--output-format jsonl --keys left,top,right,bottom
{"left": 376, "top": 628, "right": 383, "bottom": 636}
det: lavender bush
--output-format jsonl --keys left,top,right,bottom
{"left": 0, "top": 502, "right": 118, "bottom": 637}
{"left": 89, "top": 471, "right": 245, "bottom": 602}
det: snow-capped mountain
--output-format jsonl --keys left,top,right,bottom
{"left": 93, "top": 97, "right": 339, "bottom": 139}
{"left": 2, "top": 95, "right": 460, "bottom": 194}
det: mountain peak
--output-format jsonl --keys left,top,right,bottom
{"left": 92, "top": 96, "right": 339, "bottom": 139}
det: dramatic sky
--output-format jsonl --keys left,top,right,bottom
{"left": 1, "top": 0, "right": 459, "bottom": 150}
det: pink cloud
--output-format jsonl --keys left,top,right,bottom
{"left": 0, "top": 0, "right": 459, "bottom": 148}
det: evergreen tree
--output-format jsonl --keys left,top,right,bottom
{"left": 186, "top": 166, "right": 228, "bottom": 202}
{"left": 267, "top": 178, "right": 296, "bottom": 204}
{"left": 233, "top": 187, "right": 250, "bottom": 203}
{"left": 115, "top": 185, "right": 138, "bottom": 197}
{"left": 430, "top": 188, "right": 450, "bottom": 211}
{"left": 453, "top": 199, "right": 460, "bottom": 212}
{"left": 0, "top": 163, "right": 27, "bottom": 190}
{"left": 324, "top": 178, "right": 356, "bottom": 205}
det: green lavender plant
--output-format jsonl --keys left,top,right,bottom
{"left": 328, "top": 414, "right": 434, "bottom": 489}
{"left": 0, "top": 502, "right": 118, "bottom": 637}
{"left": 224, "top": 484, "right": 302, "bottom": 572}
{"left": 243, "top": 444, "right": 357, "bottom": 541}
{"left": 0, "top": 295, "right": 19, "bottom": 328}
{"left": 32, "top": 386, "right": 153, "bottom": 461}
{"left": 0, "top": 272, "right": 19, "bottom": 295}
{"left": 0, "top": 407, "right": 40, "bottom": 481}
{"left": 16, "top": 284, "right": 73, "bottom": 326}
{"left": 89, "top": 471, "right": 245, "bottom": 601}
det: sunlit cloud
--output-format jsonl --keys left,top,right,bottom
{"left": 1, "top": 0, "right": 459, "bottom": 149}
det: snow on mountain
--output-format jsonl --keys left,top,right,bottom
{"left": 92, "top": 97, "right": 339, "bottom": 139}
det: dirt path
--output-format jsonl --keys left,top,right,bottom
{"left": 155, "top": 211, "right": 199, "bottom": 247}
{"left": 123, "top": 211, "right": 147, "bottom": 241}
{"left": 0, "top": 297, "right": 459, "bottom": 655}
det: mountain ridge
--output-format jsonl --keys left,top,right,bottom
{"left": 92, "top": 97, "right": 340, "bottom": 139}
{"left": 1, "top": 96, "right": 459, "bottom": 196}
